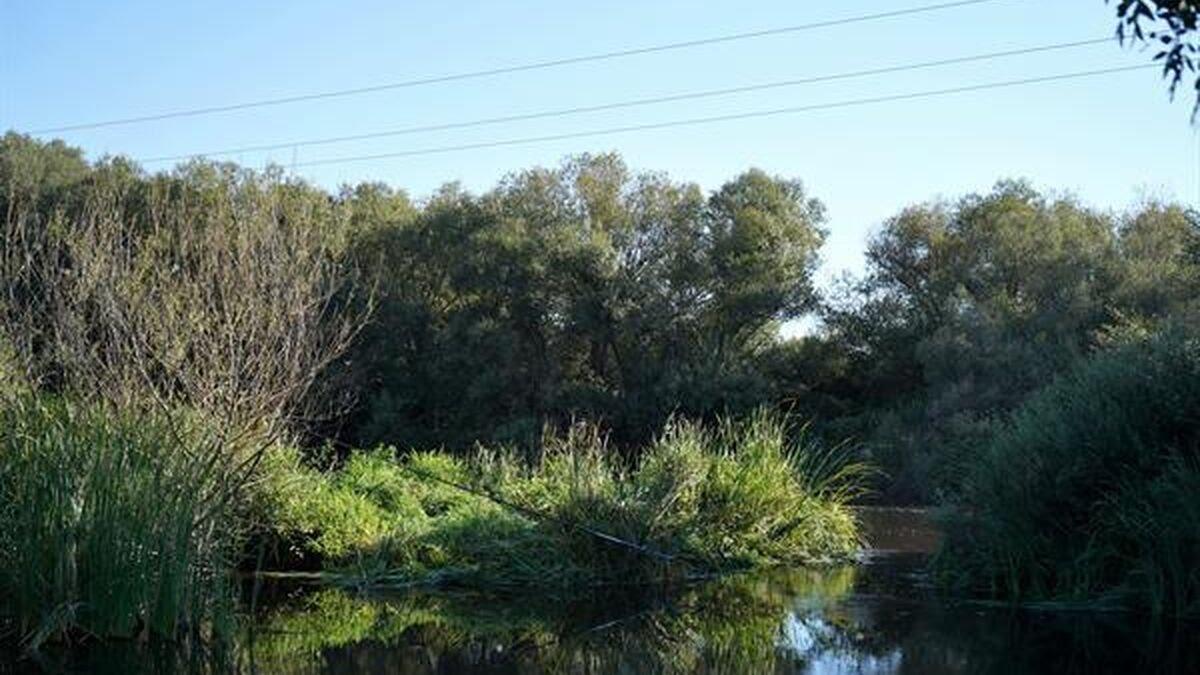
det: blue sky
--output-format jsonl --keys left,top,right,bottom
{"left": 2, "top": 0, "right": 1195, "bottom": 292}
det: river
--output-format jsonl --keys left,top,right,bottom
{"left": 5, "top": 508, "right": 1197, "bottom": 673}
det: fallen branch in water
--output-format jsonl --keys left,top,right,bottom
{"left": 398, "top": 464, "right": 679, "bottom": 564}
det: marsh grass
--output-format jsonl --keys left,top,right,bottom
{"left": 934, "top": 330, "right": 1200, "bottom": 616}
{"left": 0, "top": 397, "right": 239, "bottom": 646}
{"left": 263, "top": 410, "right": 867, "bottom": 588}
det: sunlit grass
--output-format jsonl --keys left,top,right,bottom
{"left": 262, "top": 410, "right": 867, "bottom": 588}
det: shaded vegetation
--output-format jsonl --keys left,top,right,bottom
{"left": 810, "top": 183, "right": 1200, "bottom": 502}
{"left": 340, "top": 153, "right": 827, "bottom": 451}
{"left": 935, "top": 328, "right": 1200, "bottom": 616}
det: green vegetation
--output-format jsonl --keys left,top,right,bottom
{"left": 262, "top": 412, "right": 863, "bottom": 587}
{"left": 3, "top": 128, "right": 1200, "bottom": 645}
{"left": 935, "top": 329, "right": 1200, "bottom": 616}
{"left": 0, "top": 132, "right": 364, "bottom": 644}
{"left": 6, "top": 132, "right": 1198, "bottom": 506}
{"left": 810, "top": 183, "right": 1200, "bottom": 502}
{"left": 0, "top": 397, "right": 237, "bottom": 645}
{"left": 341, "top": 153, "right": 827, "bottom": 452}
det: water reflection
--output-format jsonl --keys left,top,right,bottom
{"left": 10, "top": 554, "right": 1198, "bottom": 674}
{"left": 243, "top": 566, "right": 856, "bottom": 674}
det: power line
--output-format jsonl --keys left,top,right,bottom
{"left": 280, "top": 64, "right": 1153, "bottom": 169}
{"left": 140, "top": 36, "right": 1112, "bottom": 164}
{"left": 32, "top": 0, "right": 1010, "bottom": 134}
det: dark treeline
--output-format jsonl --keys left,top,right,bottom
{"left": 3, "top": 132, "right": 1199, "bottom": 504}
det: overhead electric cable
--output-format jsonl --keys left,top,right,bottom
{"left": 139, "top": 36, "right": 1111, "bottom": 164}
{"left": 31, "top": 0, "right": 1009, "bottom": 134}
{"left": 278, "top": 64, "right": 1153, "bottom": 168}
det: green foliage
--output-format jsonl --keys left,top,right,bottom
{"left": 815, "top": 182, "right": 1200, "bottom": 502}
{"left": 1113, "top": 201, "right": 1200, "bottom": 318}
{"left": 0, "top": 396, "right": 237, "bottom": 644}
{"left": 1112, "top": 1, "right": 1200, "bottom": 118}
{"left": 341, "top": 154, "right": 826, "bottom": 451}
{"left": 0, "top": 131, "right": 89, "bottom": 216}
{"left": 259, "top": 448, "right": 407, "bottom": 561}
{"left": 934, "top": 329, "right": 1200, "bottom": 615}
{"left": 262, "top": 412, "right": 863, "bottom": 588}
{"left": 6, "top": 131, "right": 1200, "bottom": 626}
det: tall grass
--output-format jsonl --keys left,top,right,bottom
{"left": 934, "top": 329, "right": 1200, "bottom": 616}
{"left": 0, "top": 396, "right": 238, "bottom": 645}
{"left": 262, "top": 410, "right": 867, "bottom": 588}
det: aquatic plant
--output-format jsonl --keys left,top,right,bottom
{"left": 935, "top": 328, "right": 1200, "bottom": 616}
{"left": 263, "top": 410, "right": 866, "bottom": 588}
{"left": 0, "top": 397, "right": 239, "bottom": 645}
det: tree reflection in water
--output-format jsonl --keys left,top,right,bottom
{"left": 7, "top": 556, "right": 1199, "bottom": 674}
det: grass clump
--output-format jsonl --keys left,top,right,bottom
{"left": 0, "top": 396, "right": 238, "bottom": 645}
{"left": 263, "top": 410, "right": 865, "bottom": 588}
{"left": 935, "top": 329, "right": 1200, "bottom": 616}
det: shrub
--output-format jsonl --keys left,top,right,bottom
{"left": 935, "top": 329, "right": 1200, "bottom": 615}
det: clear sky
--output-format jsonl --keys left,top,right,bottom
{"left": 2, "top": 0, "right": 1196, "bottom": 294}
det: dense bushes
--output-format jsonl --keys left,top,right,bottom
{"left": 0, "top": 397, "right": 239, "bottom": 644}
{"left": 339, "top": 154, "right": 828, "bottom": 452}
{"left": 0, "top": 135, "right": 367, "bottom": 644}
{"left": 263, "top": 412, "right": 864, "bottom": 587}
{"left": 5, "top": 132, "right": 1199, "bottom": 507}
{"left": 809, "top": 185, "right": 1200, "bottom": 502}
{"left": 935, "top": 329, "right": 1200, "bottom": 615}
{"left": 3, "top": 128, "right": 1200, "bottom": 640}
{"left": 0, "top": 136, "right": 365, "bottom": 435}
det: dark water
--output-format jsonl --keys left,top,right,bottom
{"left": 5, "top": 509, "right": 1199, "bottom": 674}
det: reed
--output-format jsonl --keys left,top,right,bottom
{"left": 934, "top": 329, "right": 1200, "bottom": 616}
{"left": 0, "top": 396, "right": 238, "bottom": 646}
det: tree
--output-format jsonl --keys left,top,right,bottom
{"left": 344, "top": 154, "right": 827, "bottom": 451}
{"left": 1112, "top": 1, "right": 1200, "bottom": 117}
{"left": 1112, "top": 201, "right": 1200, "bottom": 319}
{"left": 817, "top": 181, "right": 1124, "bottom": 500}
